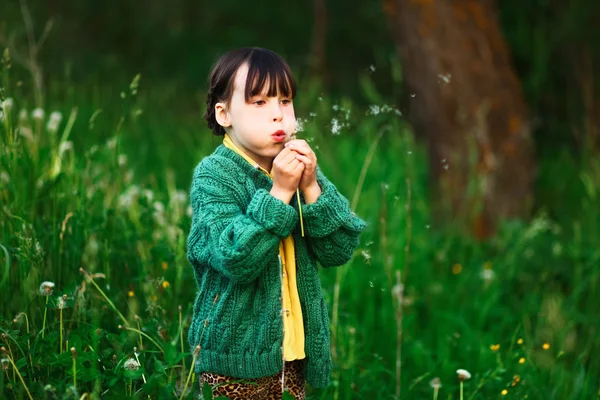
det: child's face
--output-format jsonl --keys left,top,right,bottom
{"left": 216, "top": 63, "right": 296, "bottom": 170}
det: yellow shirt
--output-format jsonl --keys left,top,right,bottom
{"left": 222, "top": 134, "right": 305, "bottom": 361}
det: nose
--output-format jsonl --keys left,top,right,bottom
{"left": 272, "top": 102, "right": 283, "bottom": 122}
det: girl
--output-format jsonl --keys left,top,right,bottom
{"left": 187, "top": 47, "right": 366, "bottom": 399}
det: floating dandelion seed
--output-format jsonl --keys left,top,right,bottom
{"left": 295, "top": 117, "right": 304, "bottom": 132}
{"left": 309, "top": 112, "right": 317, "bottom": 117}
{"left": 123, "top": 358, "right": 140, "bottom": 370}
{"left": 39, "top": 281, "right": 55, "bottom": 296}
{"left": 369, "top": 64, "right": 375, "bottom": 72}
{"left": 331, "top": 118, "right": 342, "bottom": 135}
{"left": 438, "top": 73, "right": 452, "bottom": 85}
{"left": 410, "top": 93, "right": 416, "bottom": 98}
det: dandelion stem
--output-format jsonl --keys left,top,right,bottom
{"left": 178, "top": 305, "right": 186, "bottom": 378}
{"left": 433, "top": 387, "right": 439, "bottom": 400}
{"left": 60, "top": 307, "right": 63, "bottom": 354}
{"left": 136, "top": 318, "right": 143, "bottom": 350}
{"left": 1, "top": 347, "right": 33, "bottom": 400}
{"left": 82, "top": 269, "right": 129, "bottom": 326}
{"left": 42, "top": 296, "right": 48, "bottom": 338}
{"left": 179, "top": 346, "right": 200, "bottom": 400}
{"left": 119, "top": 326, "right": 164, "bottom": 354}
{"left": 460, "top": 381, "right": 464, "bottom": 400}
{"left": 71, "top": 348, "right": 77, "bottom": 389}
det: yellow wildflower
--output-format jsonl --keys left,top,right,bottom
{"left": 519, "top": 357, "right": 525, "bottom": 364}
{"left": 542, "top": 343, "right": 550, "bottom": 350}
{"left": 162, "top": 280, "right": 170, "bottom": 289}
{"left": 517, "top": 338, "right": 523, "bottom": 344}
{"left": 452, "top": 263, "right": 463, "bottom": 274}
{"left": 490, "top": 344, "right": 500, "bottom": 351}
{"left": 501, "top": 389, "right": 508, "bottom": 395}
{"left": 128, "top": 290, "right": 134, "bottom": 297}
{"left": 161, "top": 262, "right": 168, "bottom": 270}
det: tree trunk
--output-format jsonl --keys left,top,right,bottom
{"left": 383, "top": 0, "right": 535, "bottom": 238}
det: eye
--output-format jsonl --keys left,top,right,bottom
{"left": 281, "top": 99, "right": 292, "bottom": 105}
{"left": 253, "top": 100, "right": 265, "bottom": 106}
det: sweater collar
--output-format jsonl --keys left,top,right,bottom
{"left": 222, "top": 134, "right": 272, "bottom": 178}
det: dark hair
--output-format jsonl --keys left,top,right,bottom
{"left": 204, "top": 47, "right": 297, "bottom": 136}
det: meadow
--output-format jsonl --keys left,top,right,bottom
{"left": 1, "top": 63, "right": 600, "bottom": 399}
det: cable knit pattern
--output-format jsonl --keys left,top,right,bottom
{"left": 187, "top": 144, "right": 367, "bottom": 388}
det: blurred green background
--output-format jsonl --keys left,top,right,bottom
{"left": 1, "top": 0, "right": 599, "bottom": 399}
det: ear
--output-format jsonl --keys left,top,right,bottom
{"left": 215, "top": 102, "right": 231, "bottom": 128}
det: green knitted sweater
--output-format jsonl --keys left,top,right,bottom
{"left": 186, "top": 144, "right": 367, "bottom": 388}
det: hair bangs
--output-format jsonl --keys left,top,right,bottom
{"left": 244, "top": 50, "right": 296, "bottom": 101}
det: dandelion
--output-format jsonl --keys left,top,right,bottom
{"left": 106, "top": 136, "right": 117, "bottom": 149}
{"left": 161, "top": 262, "right": 168, "bottom": 270}
{"left": 39, "top": 281, "right": 55, "bottom": 338}
{"left": 295, "top": 117, "right": 304, "bottom": 132}
{"left": 501, "top": 389, "right": 508, "bottom": 395}
{"left": 542, "top": 343, "right": 550, "bottom": 350}
{"left": 18, "top": 108, "right": 28, "bottom": 123}
{"left": 456, "top": 369, "right": 471, "bottom": 400}
{"left": 128, "top": 290, "right": 135, "bottom": 297}
{"left": 517, "top": 338, "right": 523, "bottom": 345}
{"left": 490, "top": 344, "right": 500, "bottom": 351}
{"left": 518, "top": 357, "right": 526, "bottom": 364}
{"left": 123, "top": 358, "right": 140, "bottom": 370}
{"left": 368, "top": 105, "right": 381, "bottom": 115}
{"left": 429, "top": 377, "right": 441, "bottom": 400}
{"left": 143, "top": 189, "right": 154, "bottom": 203}
{"left": 452, "top": 263, "right": 463, "bottom": 274}
{"left": 512, "top": 374, "right": 521, "bottom": 386}
{"left": 32, "top": 108, "right": 44, "bottom": 121}
{"left": 58, "top": 294, "right": 68, "bottom": 353}
{"left": 118, "top": 154, "right": 128, "bottom": 167}
{"left": 1, "top": 358, "right": 8, "bottom": 370}
{"left": 162, "top": 281, "right": 170, "bottom": 289}
{"left": 480, "top": 268, "right": 495, "bottom": 282}
{"left": 2, "top": 98, "right": 14, "bottom": 111}
{"left": 0, "top": 171, "right": 9, "bottom": 185}
{"left": 47, "top": 111, "right": 62, "bottom": 133}
{"left": 59, "top": 141, "right": 73, "bottom": 155}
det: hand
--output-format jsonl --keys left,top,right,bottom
{"left": 270, "top": 148, "right": 305, "bottom": 203}
{"left": 284, "top": 139, "right": 318, "bottom": 192}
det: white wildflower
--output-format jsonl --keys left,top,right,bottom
{"left": 118, "top": 185, "right": 140, "bottom": 209}
{"left": 143, "top": 189, "right": 154, "bottom": 203}
{"left": 0, "top": 171, "right": 9, "bottom": 185}
{"left": 2, "top": 98, "right": 14, "bottom": 111}
{"left": 32, "top": 108, "right": 45, "bottom": 121}
{"left": 118, "top": 154, "right": 127, "bottom": 167}
{"left": 59, "top": 141, "right": 73, "bottom": 155}
{"left": 456, "top": 369, "right": 471, "bottom": 381}
{"left": 368, "top": 105, "right": 381, "bottom": 115}
{"left": 153, "top": 202, "right": 166, "bottom": 226}
{"left": 123, "top": 358, "right": 140, "bottom": 370}
{"left": 480, "top": 269, "right": 495, "bottom": 282}
{"left": 57, "top": 295, "right": 67, "bottom": 309}
{"left": 174, "top": 190, "right": 187, "bottom": 206}
{"left": 124, "top": 169, "right": 134, "bottom": 184}
{"left": 186, "top": 205, "right": 193, "bottom": 218}
{"left": 106, "top": 136, "right": 117, "bottom": 150}
{"left": 369, "top": 64, "right": 376, "bottom": 72}
{"left": 46, "top": 111, "right": 62, "bottom": 133}
{"left": 39, "top": 281, "right": 55, "bottom": 296}
{"left": 18, "top": 108, "right": 28, "bottom": 123}
{"left": 429, "top": 377, "right": 442, "bottom": 389}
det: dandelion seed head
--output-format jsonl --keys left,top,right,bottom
{"left": 456, "top": 369, "right": 471, "bottom": 380}
{"left": 39, "top": 281, "right": 55, "bottom": 296}
{"left": 429, "top": 377, "right": 442, "bottom": 389}
{"left": 480, "top": 268, "right": 495, "bottom": 282}
{"left": 295, "top": 117, "right": 304, "bottom": 133}
{"left": 1, "top": 358, "right": 8, "bottom": 370}
{"left": 2, "top": 98, "right": 14, "bottom": 111}
{"left": 32, "top": 108, "right": 44, "bottom": 121}
{"left": 47, "top": 111, "right": 62, "bottom": 133}
{"left": 59, "top": 141, "right": 73, "bottom": 155}
{"left": 106, "top": 136, "right": 117, "bottom": 150}
{"left": 123, "top": 358, "right": 140, "bottom": 370}
{"left": 118, "top": 154, "right": 128, "bottom": 167}
{"left": 331, "top": 118, "right": 342, "bottom": 135}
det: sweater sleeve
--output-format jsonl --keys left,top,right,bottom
{"left": 187, "top": 163, "right": 298, "bottom": 284}
{"left": 301, "top": 166, "right": 367, "bottom": 267}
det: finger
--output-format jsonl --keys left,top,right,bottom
{"left": 285, "top": 140, "right": 312, "bottom": 156}
{"left": 294, "top": 154, "right": 313, "bottom": 166}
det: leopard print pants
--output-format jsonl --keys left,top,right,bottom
{"left": 199, "top": 359, "right": 306, "bottom": 400}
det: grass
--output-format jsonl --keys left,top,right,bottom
{"left": 1, "top": 63, "right": 600, "bottom": 399}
